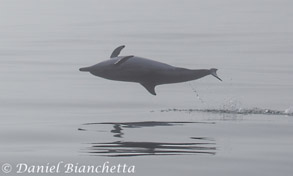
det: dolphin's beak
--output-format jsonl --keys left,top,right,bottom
{"left": 79, "top": 67, "right": 90, "bottom": 72}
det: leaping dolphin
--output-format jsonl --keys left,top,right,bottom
{"left": 79, "top": 45, "right": 222, "bottom": 95}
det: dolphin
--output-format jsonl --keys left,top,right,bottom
{"left": 79, "top": 45, "right": 222, "bottom": 95}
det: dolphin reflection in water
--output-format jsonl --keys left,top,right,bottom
{"left": 80, "top": 121, "right": 216, "bottom": 157}
{"left": 80, "top": 45, "right": 222, "bottom": 95}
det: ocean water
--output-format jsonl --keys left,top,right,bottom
{"left": 1, "top": 0, "right": 293, "bottom": 175}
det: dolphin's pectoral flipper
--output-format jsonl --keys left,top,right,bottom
{"left": 110, "top": 45, "right": 125, "bottom": 58}
{"left": 114, "top": 55, "right": 134, "bottom": 66}
{"left": 140, "top": 83, "right": 157, "bottom": 95}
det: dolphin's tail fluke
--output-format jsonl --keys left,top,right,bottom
{"left": 210, "top": 68, "right": 222, "bottom": 81}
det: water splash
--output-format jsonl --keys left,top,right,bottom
{"left": 161, "top": 107, "right": 293, "bottom": 116}
{"left": 285, "top": 107, "right": 293, "bottom": 114}
{"left": 222, "top": 99, "right": 242, "bottom": 112}
{"left": 187, "top": 83, "right": 205, "bottom": 104}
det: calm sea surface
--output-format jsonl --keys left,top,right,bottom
{"left": 1, "top": 0, "right": 293, "bottom": 175}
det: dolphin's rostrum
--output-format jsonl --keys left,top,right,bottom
{"left": 80, "top": 45, "right": 222, "bottom": 95}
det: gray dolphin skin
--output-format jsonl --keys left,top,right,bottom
{"left": 79, "top": 45, "right": 222, "bottom": 95}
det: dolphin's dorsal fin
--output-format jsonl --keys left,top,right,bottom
{"left": 114, "top": 55, "right": 134, "bottom": 66}
{"left": 140, "top": 83, "right": 157, "bottom": 95}
{"left": 110, "top": 45, "right": 125, "bottom": 58}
